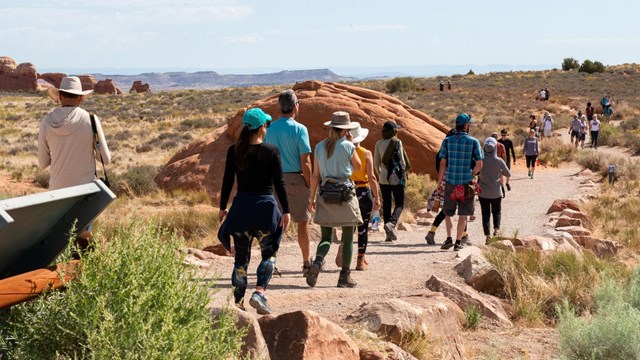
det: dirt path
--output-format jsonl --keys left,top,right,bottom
{"left": 201, "top": 130, "right": 608, "bottom": 359}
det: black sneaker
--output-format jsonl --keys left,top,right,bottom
{"left": 425, "top": 231, "right": 436, "bottom": 245}
{"left": 306, "top": 262, "right": 321, "bottom": 287}
{"left": 453, "top": 241, "right": 463, "bottom": 251}
{"left": 440, "top": 238, "right": 454, "bottom": 250}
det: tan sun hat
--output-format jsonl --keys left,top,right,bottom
{"left": 324, "top": 111, "right": 359, "bottom": 129}
{"left": 47, "top": 76, "right": 93, "bottom": 102}
{"left": 349, "top": 124, "right": 369, "bottom": 144}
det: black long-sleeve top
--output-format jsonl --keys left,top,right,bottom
{"left": 497, "top": 138, "right": 516, "bottom": 165}
{"left": 219, "top": 143, "right": 290, "bottom": 213}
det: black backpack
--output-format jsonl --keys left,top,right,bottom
{"left": 387, "top": 140, "right": 406, "bottom": 185}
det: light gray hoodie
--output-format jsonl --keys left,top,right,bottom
{"left": 478, "top": 138, "right": 511, "bottom": 199}
{"left": 38, "top": 107, "right": 111, "bottom": 190}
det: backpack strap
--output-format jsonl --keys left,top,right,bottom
{"left": 90, "top": 113, "right": 109, "bottom": 185}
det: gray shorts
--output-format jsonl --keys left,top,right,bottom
{"left": 283, "top": 173, "right": 311, "bottom": 222}
{"left": 442, "top": 183, "right": 475, "bottom": 217}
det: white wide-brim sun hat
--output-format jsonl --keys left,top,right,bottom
{"left": 47, "top": 76, "right": 93, "bottom": 102}
{"left": 349, "top": 124, "right": 369, "bottom": 144}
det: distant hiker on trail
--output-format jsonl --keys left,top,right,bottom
{"left": 601, "top": 94, "right": 612, "bottom": 115}
{"left": 498, "top": 129, "right": 516, "bottom": 191}
{"left": 586, "top": 101, "right": 595, "bottom": 121}
{"left": 425, "top": 129, "right": 471, "bottom": 246}
{"left": 540, "top": 111, "right": 554, "bottom": 140}
{"left": 590, "top": 114, "right": 601, "bottom": 149}
{"left": 264, "top": 90, "right": 313, "bottom": 277}
{"left": 570, "top": 114, "right": 582, "bottom": 147}
{"left": 342, "top": 124, "right": 380, "bottom": 271}
{"left": 544, "top": 87, "right": 550, "bottom": 101}
{"left": 579, "top": 115, "right": 588, "bottom": 148}
{"left": 306, "top": 111, "right": 363, "bottom": 289}
{"left": 447, "top": 81, "right": 452, "bottom": 90}
{"left": 491, "top": 132, "right": 507, "bottom": 198}
{"left": 436, "top": 113, "right": 483, "bottom": 251}
{"left": 478, "top": 137, "right": 511, "bottom": 243}
{"left": 217, "top": 108, "right": 290, "bottom": 314}
{"left": 439, "top": 81, "right": 445, "bottom": 91}
{"left": 38, "top": 76, "right": 111, "bottom": 259}
{"left": 539, "top": 88, "right": 546, "bottom": 101}
{"left": 374, "top": 120, "right": 411, "bottom": 242}
{"left": 523, "top": 128, "right": 540, "bottom": 179}
{"left": 528, "top": 114, "right": 539, "bottom": 137}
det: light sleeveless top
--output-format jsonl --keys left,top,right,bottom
{"left": 350, "top": 146, "right": 369, "bottom": 188}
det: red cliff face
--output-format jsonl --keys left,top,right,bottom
{"left": 129, "top": 80, "right": 151, "bottom": 93}
{"left": 94, "top": 79, "right": 122, "bottom": 95}
{"left": 155, "top": 81, "right": 449, "bottom": 202}
{"left": 0, "top": 56, "right": 38, "bottom": 91}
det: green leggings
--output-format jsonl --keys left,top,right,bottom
{"left": 315, "top": 226, "right": 354, "bottom": 270}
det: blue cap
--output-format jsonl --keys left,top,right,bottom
{"left": 242, "top": 108, "right": 272, "bottom": 130}
{"left": 455, "top": 113, "right": 473, "bottom": 125}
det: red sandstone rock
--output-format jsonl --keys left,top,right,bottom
{"left": 202, "top": 244, "right": 232, "bottom": 257}
{"left": 454, "top": 251, "right": 505, "bottom": 297}
{"left": 547, "top": 199, "right": 581, "bottom": 214}
{"left": 94, "top": 79, "right": 121, "bottom": 95}
{"left": 155, "top": 81, "right": 449, "bottom": 202}
{"left": 0, "top": 56, "right": 38, "bottom": 91}
{"left": 209, "top": 306, "right": 269, "bottom": 360}
{"left": 78, "top": 75, "right": 96, "bottom": 91}
{"left": 130, "top": 80, "right": 151, "bottom": 93}
{"left": 38, "top": 72, "right": 67, "bottom": 87}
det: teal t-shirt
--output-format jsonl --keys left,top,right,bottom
{"left": 264, "top": 117, "right": 311, "bottom": 173}
{"left": 314, "top": 137, "right": 355, "bottom": 180}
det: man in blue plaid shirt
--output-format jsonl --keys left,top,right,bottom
{"left": 436, "top": 113, "right": 483, "bottom": 251}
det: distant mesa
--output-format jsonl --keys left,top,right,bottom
{"left": 155, "top": 80, "right": 449, "bottom": 202}
{"left": 130, "top": 80, "right": 151, "bottom": 93}
{"left": 94, "top": 79, "right": 122, "bottom": 95}
{"left": 0, "top": 56, "right": 38, "bottom": 91}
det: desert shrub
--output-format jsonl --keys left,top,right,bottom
{"left": 464, "top": 306, "right": 482, "bottom": 330}
{"left": 404, "top": 173, "right": 437, "bottom": 213}
{"left": 557, "top": 268, "right": 640, "bottom": 360}
{"left": 32, "top": 168, "right": 49, "bottom": 188}
{"left": 111, "top": 165, "right": 159, "bottom": 196}
{"left": 467, "top": 69, "right": 475, "bottom": 75}
{"left": 0, "top": 222, "right": 243, "bottom": 359}
{"left": 158, "top": 207, "right": 219, "bottom": 244}
{"left": 575, "top": 149, "right": 611, "bottom": 175}
{"left": 395, "top": 326, "right": 434, "bottom": 359}
{"left": 579, "top": 59, "right": 606, "bottom": 74}
{"left": 597, "top": 123, "right": 622, "bottom": 146}
{"left": 538, "top": 137, "right": 576, "bottom": 167}
{"left": 561, "top": 57, "right": 580, "bottom": 71}
{"left": 386, "top": 77, "right": 417, "bottom": 93}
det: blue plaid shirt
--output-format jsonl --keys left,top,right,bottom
{"left": 438, "top": 132, "right": 483, "bottom": 185}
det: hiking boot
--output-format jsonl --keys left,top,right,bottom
{"left": 356, "top": 257, "right": 368, "bottom": 271}
{"left": 493, "top": 229, "right": 499, "bottom": 237}
{"left": 337, "top": 270, "right": 357, "bottom": 288}
{"left": 425, "top": 231, "right": 436, "bottom": 245}
{"left": 249, "top": 292, "right": 272, "bottom": 315}
{"left": 440, "top": 238, "right": 454, "bottom": 250}
{"left": 384, "top": 222, "right": 398, "bottom": 241}
{"left": 453, "top": 241, "right": 463, "bottom": 251}
{"left": 236, "top": 302, "right": 246, "bottom": 311}
{"left": 306, "top": 261, "right": 321, "bottom": 287}
{"left": 528, "top": 170, "right": 532, "bottom": 177}
{"left": 335, "top": 243, "right": 344, "bottom": 268}
{"left": 485, "top": 235, "right": 491, "bottom": 245}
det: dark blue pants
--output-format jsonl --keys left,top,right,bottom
{"left": 380, "top": 184, "right": 404, "bottom": 225}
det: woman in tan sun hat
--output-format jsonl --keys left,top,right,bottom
{"left": 38, "top": 76, "right": 111, "bottom": 258}
{"left": 306, "top": 111, "right": 363, "bottom": 289}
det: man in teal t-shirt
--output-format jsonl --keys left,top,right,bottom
{"left": 264, "top": 90, "right": 313, "bottom": 276}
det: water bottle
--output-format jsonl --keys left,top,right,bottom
{"left": 370, "top": 210, "right": 380, "bottom": 231}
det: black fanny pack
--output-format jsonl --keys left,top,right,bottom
{"left": 319, "top": 179, "right": 354, "bottom": 204}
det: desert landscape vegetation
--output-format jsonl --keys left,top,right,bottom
{"left": 2, "top": 61, "right": 640, "bottom": 359}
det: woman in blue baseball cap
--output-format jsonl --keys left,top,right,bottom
{"left": 217, "top": 107, "right": 290, "bottom": 315}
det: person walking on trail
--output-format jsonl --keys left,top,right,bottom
{"left": 374, "top": 120, "right": 411, "bottom": 242}
{"left": 523, "top": 129, "right": 540, "bottom": 179}
{"left": 436, "top": 113, "right": 483, "bottom": 251}
{"left": 570, "top": 114, "right": 582, "bottom": 147}
{"left": 586, "top": 102, "right": 596, "bottom": 121}
{"left": 263, "top": 90, "right": 313, "bottom": 277}
{"left": 601, "top": 94, "right": 612, "bottom": 115}
{"left": 540, "top": 111, "right": 554, "bottom": 140}
{"left": 335, "top": 124, "right": 380, "bottom": 271}
{"left": 491, "top": 132, "right": 507, "bottom": 198}
{"left": 306, "top": 111, "right": 363, "bottom": 288}
{"left": 590, "top": 114, "right": 602, "bottom": 149}
{"left": 539, "top": 88, "right": 546, "bottom": 101}
{"left": 497, "top": 129, "right": 516, "bottom": 191}
{"left": 544, "top": 88, "right": 550, "bottom": 101}
{"left": 217, "top": 108, "right": 291, "bottom": 314}
{"left": 439, "top": 81, "right": 445, "bottom": 91}
{"left": 425, "top": 129, "right": 471, "bottom": 246}
{"left": 478, "top": 137, "right": 511, "bottom": 244}
{"left": 38, "top": 76, "right": 111, "bottom": 259}
{"left": 447, "top": 81, "right": 452, "bottom": 90}
{"left": 579, "top": 115, "right": 588, "bottom": 148}
{"left": 528, "top": 115, "right": 539, "bottom": 138}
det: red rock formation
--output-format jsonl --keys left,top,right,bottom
{"left": 0, "top": 56, "right": 38, "bottom": 91}
{"left": 93, "top": 79, "right": 121, "bottom": 95}
{"left": 78, "top": 75, "right": 96, "bottom": 91}
{"left": 155, "top": 80, "right": 450, "bottom": 202}
{"left": 38, "top": 72, "right": 67, "bottom": 87}
{"left": 129, "top": 80, "right": 151, "bottom": 93}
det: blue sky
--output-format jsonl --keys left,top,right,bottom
{"left": 2, "top": 0, "right": 639, "bottom": 74}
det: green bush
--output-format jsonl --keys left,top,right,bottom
{"left": 386, "top": 77, "right": 417, "bottom": 93}
{"left": 562, "top": 57, "right": 580, "bottom": 71}
{"left": 111, "top": 165, "right": 159, "bottom": 197}
{"left": 579, "top": 59, "right": 606, "bottom": 74}
{"left": 464, "top": 306, "right": 482, "bottom": 330}
{"left": 404, "top": 173, "right": 437, "bottom": 213}
{"left": 0, "top": 222, "right": 243, "bottom": 359}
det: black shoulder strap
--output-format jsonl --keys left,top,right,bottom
{"left": 90, "top": 113, "right": 109, "bottom": 184}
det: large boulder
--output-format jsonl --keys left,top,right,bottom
{"left": 454, "top": 252, "right": 505, "bottom": 297}
{"left": 155, "top": 81, "right": 449, "bottom": 201}
{"left": 547, "top": 199, "right": 581, "bottom": 214}
{"left": 38, "top": 72, "right": 67, "bottom": 87}
{"left": 258, "top": 310, "right": 359, "bottom": 360}
{"left": 560, "top": 208, "right": 595, "bottom": 230}
{"left": 0, "top": 56, "right": 38, "bottom": 91}
{"left": 78, "top": 75, "right": 96, "bottom": 91}
{"left": 209, "top": 306, "right": 269, "bottom": 360}
{"left": 574, "top": 236, "right": 621, "bottom": 257}
{"left": 94, "top": 79, "right": 122, "bottom": 94}
{"left": 130, "top": 80, "right": 151, "bottom": 93}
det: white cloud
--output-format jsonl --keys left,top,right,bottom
{"left": 341, "top": 24, "right": 407, "bottom": 32}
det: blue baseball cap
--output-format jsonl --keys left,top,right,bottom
{"left": 242, "top": 108, "right": 272, "bottom": 130}
{"left": 455, "top": 113, "right": 473, "bottom": 125}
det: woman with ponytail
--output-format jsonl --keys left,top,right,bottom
{"left": 306, "top": 111, "right": 363, "bottom": 289}
{"left": 218, "top": 108, "right": 290, "bottom": 315}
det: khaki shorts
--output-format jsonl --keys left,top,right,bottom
{"left": 283, "top": 173, "right": 311, "bottom": 222}
{"left": 442, "top": 183, "right": 475, "bottom": 217}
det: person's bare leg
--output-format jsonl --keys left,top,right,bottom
{"left": 445, "top": 215, "right": 453, "bottom": 238}
{"left": 456, "top": 216, "right": 468, "bottom": 241}
{"left": 298, "top": 221, "right": 310, "bottom": 262}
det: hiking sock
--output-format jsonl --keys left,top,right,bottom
{"left": 430, "top": 225, "right": 438, "bottom": 233}
{"left": 341, "top": 226, "right": 354, "bottom": 270}
{"left": 316, "top": 226, "right": 333, "bottom": 259}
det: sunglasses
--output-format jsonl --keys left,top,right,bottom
{"left": 265, "top": 121, "right": 271, "bottom": 128}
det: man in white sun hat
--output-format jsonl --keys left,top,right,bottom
{"left": 38, "top": 76, "right": 112, "bottom": 258}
